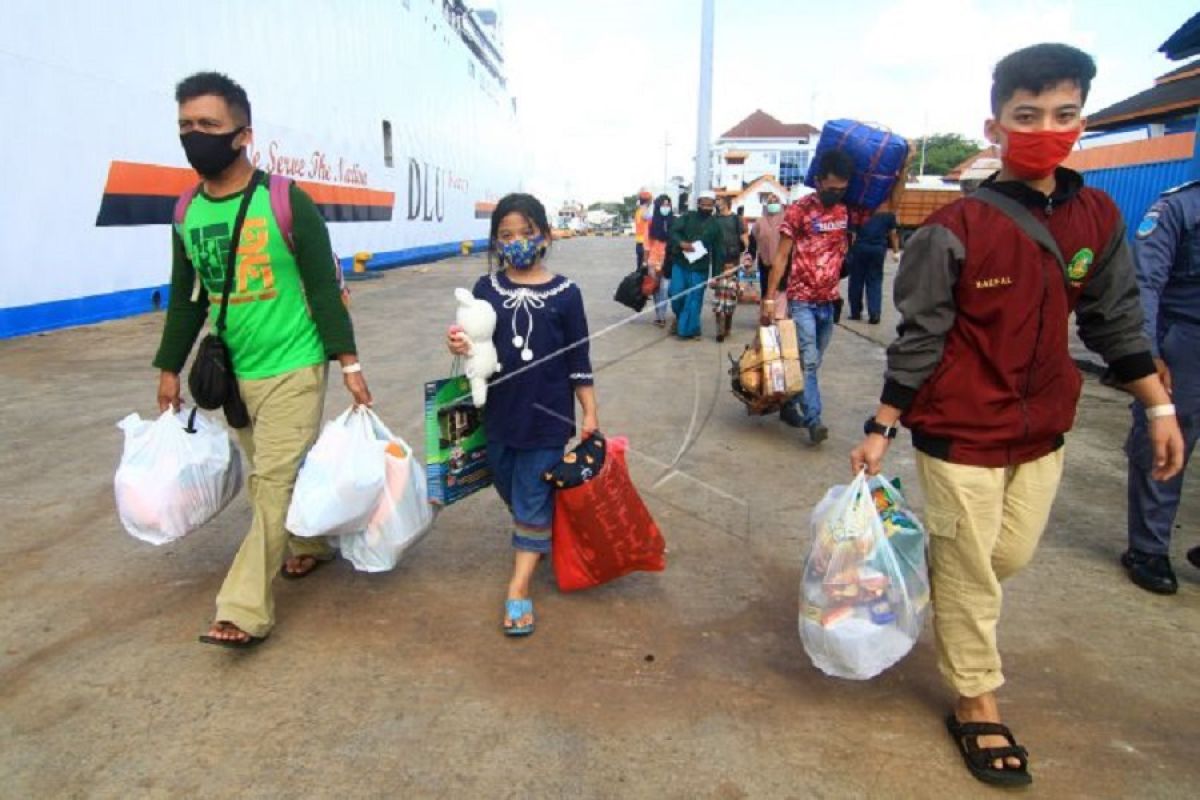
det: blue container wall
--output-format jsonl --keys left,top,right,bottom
{"left": 1082, "top": 160, "right": 1193, "bottom": 240}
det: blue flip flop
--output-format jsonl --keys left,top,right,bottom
{"left": 504, "top": 598, "right": 535, "bottom": 637}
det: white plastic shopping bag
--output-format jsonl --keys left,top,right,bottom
{"left": 114, "top": 408, "right": 242, "bottom": 545}
{"left": 799, "top": 470, "right": 930, "bottom": 680}
{"left": 286, "top": 406, "right": 388, "bottom": 538}
{"left": 339, "top": 410, "right": 436, "bottom": 572}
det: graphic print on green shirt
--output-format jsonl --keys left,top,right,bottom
{"left": 181, "top": 185, "right": 325, "bottom": 379}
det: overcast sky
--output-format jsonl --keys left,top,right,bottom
{"left": 482, "top": 0, "right": 1196, "bottom": 209}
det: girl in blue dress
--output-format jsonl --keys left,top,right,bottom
{"left": 448, "top": 193, "right": 598, "bottom": 636}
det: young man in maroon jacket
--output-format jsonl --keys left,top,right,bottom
{"left": 850, "top": 43, "right": 1184, "bottom": 787}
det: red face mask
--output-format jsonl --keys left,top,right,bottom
{"left": 999, "top": 126, "right": 1080, "bottom": 180}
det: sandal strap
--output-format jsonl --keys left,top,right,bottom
{"left": 968, "top": 744, "right": 1028, "bottom": 765}
{"left": 954, "top": 720, "right": 1018, "bottom": 745}
{"left": 505, "top": 599, "right": 533, "bottom": 620}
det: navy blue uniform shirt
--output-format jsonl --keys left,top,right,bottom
{"left": 1134, "top": 180, "right": 1200, "bottom": 354}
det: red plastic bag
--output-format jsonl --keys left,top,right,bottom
{"left": 551, "top": 436, "right": 666, "bottom": 591}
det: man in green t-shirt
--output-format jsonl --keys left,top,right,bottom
{"left": 153, "top": 72, "right": 372, "bottom": 648}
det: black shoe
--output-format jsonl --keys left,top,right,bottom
{"left": 868, "top": 316, "right": 881, "bottom": 325}
{"left": 848, "top": 313, "right": 862, "bottom": 321}
{"left": 808, "top": 423, "right": 829, "bottom": 444}
{"left": 1121, "top": 549, "right": 1178, "bottom": 595}
{"left": 1188, "top": 546, "right": 1200, "bottom": 571}
{"left": 780, "top": 404, "right": 805, "bottom": 428}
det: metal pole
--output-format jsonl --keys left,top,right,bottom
{"left": 694, "top": 0, "right": 714, "bottom": 193}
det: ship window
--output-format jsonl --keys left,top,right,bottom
{"left": 382, "top": 120, "right": 394, "bottom": 168}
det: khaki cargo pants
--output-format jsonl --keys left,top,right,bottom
{"left": 916, "top": 448, "right": 1065, "bottom": 698}
{"left": 215, "top": 363, "right": 331, "bottom": 637}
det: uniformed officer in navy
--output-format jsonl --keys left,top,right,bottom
{"left": 1122, "top": 180, "right": 1200, "bottom": 594}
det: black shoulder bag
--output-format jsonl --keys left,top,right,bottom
{"left": 187, "top": 170, "right": 262, "bottom": 429}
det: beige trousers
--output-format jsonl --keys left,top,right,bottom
{"left": 214, "top": 363, "right": 331, "bottom": 637}
{"left": 916, "top": 448, "right": 1065, "bottom": 697}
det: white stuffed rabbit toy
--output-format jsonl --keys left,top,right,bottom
{"left": 453, "top": 287, "right": 501, "bottom": 406}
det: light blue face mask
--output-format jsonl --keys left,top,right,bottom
{"left": 766, "top": 203, "right": 782, "bottom": 214}
{"left": 499, "top": 235, "right": 546, "bottom": 269}
{"left": 658, "top": 205, "right": 672, "bottom": 216}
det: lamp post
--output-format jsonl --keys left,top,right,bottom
{"left": 694, "top": 0, "right": 714, "bottom": 193}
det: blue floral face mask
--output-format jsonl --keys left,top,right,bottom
{"left": 499, "top": 235, "right": 546, "bottom": 270}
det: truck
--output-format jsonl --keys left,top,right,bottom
{"left": 893, "top": 184, "right": 962, "bottom": 242}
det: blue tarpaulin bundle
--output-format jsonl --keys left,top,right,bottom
{"left": 806, "top": 120, "right": 910, "bottom": 210}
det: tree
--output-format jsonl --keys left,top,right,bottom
{"left": 909, "top": 133, "right": 983, "bottom": 177}
{"left": 588, "top": 195, "right": 639, "bottom": 221}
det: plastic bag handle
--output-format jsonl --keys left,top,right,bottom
{"left": 183, "top": 407, "right": 200, "bottom": 434}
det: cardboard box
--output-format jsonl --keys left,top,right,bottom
{"left": 758, "top": 326, "right": 787, "bottom": 395}
{"left": 776, "top": 321, "right": 803, "bottom": 394}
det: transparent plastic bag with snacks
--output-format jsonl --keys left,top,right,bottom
{"left": 799, "top": 470, "right": 929, "bottom": 680}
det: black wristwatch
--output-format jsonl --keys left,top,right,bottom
{"left": 863, "top": 417, "right": 898, "bottom": 439}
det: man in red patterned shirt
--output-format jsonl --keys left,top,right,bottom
{"left": 760, "top": 150, "right": 856, "bottom": 443}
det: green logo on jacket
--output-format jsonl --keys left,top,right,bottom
{"left": 1067, "top": 247, "right": 1094, "bottom": 284}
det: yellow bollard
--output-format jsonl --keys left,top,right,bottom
{"left": 353, "top": 251, "right": 372, "bottom": 274}
{"left": 461, "top": 240, "right": 474, "bottom": 256}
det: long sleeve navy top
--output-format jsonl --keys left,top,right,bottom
{"left": 472, "top": 271, "right": 594, "bottom": 449}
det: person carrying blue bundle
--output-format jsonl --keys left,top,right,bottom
{"left": 447, "top": 193, "right": 599, "bottom": 636}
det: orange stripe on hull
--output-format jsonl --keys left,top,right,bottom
{"left": 102, "top": 161, "right": 394, "bottom": 208}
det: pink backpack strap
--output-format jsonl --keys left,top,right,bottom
{"left": 173, "top": 183, "right": 201, "bottom": 229}
{"left": 268, "top": 173, "right": 295, "bottom": 252}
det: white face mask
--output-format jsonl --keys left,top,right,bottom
{"left": 658, "top": 206, "right": 672, "bottom": 216}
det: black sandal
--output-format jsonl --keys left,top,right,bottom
{"left": 280, "top": 555, "right": 330, "bottom": 580}
{"left": 945, "top": 714, "right": 1032, "bottom": 787}
{"left": 198, "top": 622, "right": 267, "bottom": 650}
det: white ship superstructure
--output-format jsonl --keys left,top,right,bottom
{"left": 0, "top": 0, "right": 525, "bottom": 337}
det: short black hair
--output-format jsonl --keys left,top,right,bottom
{"left": 175, "top": 72, "right": 252, "bottom": 126}
{"left": 815, "top": 149, "right": 855, "bottom": 181}
{"left": 991, "top": 43, "right": 1096, "bottom": 115}
{"left": 488, "top": 193, "right": 551, "bottom": 269}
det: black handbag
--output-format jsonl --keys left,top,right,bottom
{"left": 613, "top": 268, "right": 649, "bottom": 311}
{"left": 187, "top": 171, "right": 261, "bottom": 429}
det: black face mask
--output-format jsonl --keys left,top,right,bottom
{"left": 818, "top": 189, "right": 845, "bottom": 208}
{"left": 180, "top": 128, "right": 246, "bottom": 178}
{"left": 697, "top": 208, "right": 714, "bottom": 218}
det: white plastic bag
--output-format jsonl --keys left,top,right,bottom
{"left": 114, "top": 408, "right": 242, "bottom": 545}
{"left": 799, "top": 470, "right": 929, "bottom": 680}
{"left": 286, "top": 406, "right": 388, "bottom": 538}
{"left": 339, "top": 411, "right": 436, "bottom": 572}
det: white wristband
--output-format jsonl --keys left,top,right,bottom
{"left": 1146, "top": 403, "right": 1175, "bottom": 419}
{"left": 341, "top": 362, "right": 362, "bottom": 375}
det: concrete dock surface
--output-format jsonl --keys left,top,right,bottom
{"left": 1, "top": 237, "right": 1197, "bottom": 799}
